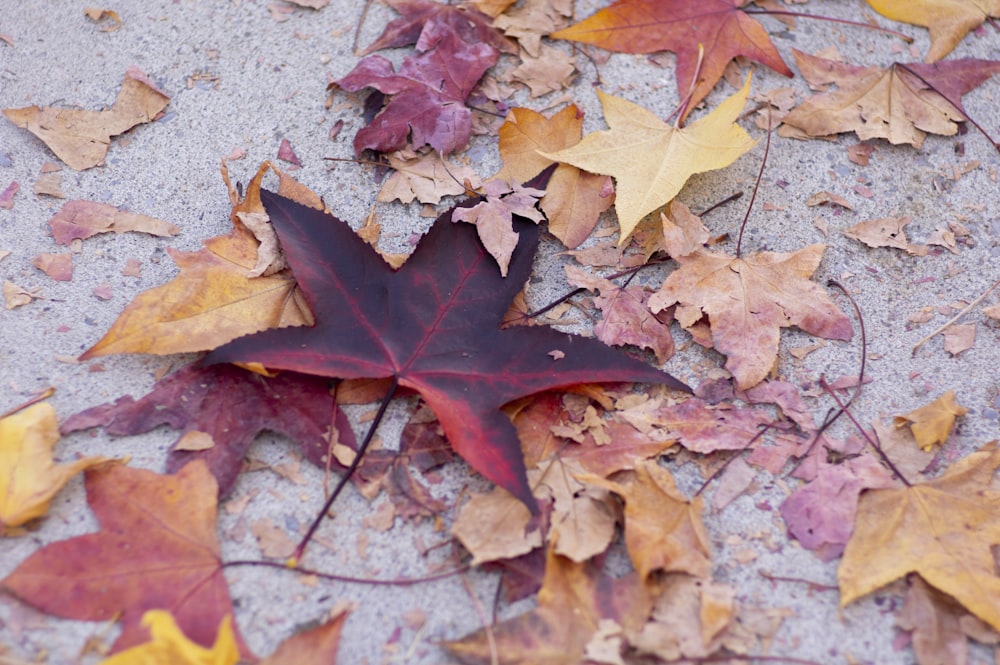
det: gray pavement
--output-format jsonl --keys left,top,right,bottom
{"left": 2, "top": 1, "right": 1000, "bottom": 663}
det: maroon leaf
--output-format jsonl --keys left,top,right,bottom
{"left": 61, "top": 364, "right": 355, "bottom": 497}
{"left": 360, "top": 0, "right": 515, "bottom": 56}
{"left": 337, "top": 21, "right": 499, "bottom": 155}
{"left": 205, "top": 190, "right": 688, "bottom": 507}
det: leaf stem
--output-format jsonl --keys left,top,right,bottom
{"left": 911, "top": 276, "right": 1000, "bottom": 355}
{"left": 289, "top": 375, "right": 400, "bottom": 566}
{"left": 735, "top": 113, "right": 772, "bottom": 259}
{"left": 223, "top": 557, "right": 470, "bottom": 586}
{"left": 743, "top": 8, "right": 914, "bottom": 42}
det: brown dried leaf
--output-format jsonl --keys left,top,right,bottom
{"left": 893, "top": 390, "right": 968, "bottom": 451}
{"left": 49, "top": 200, "right": 179, "bottom": 245}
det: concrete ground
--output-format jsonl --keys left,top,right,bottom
{"left": 1, "top": 1, "right": 1000, "bottom": 663}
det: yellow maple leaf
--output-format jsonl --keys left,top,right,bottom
{"left": 866, "top": 0, "right": 1000, "bottom": 62}
{"left": 81, "top": 162, "right": 314, "bottom": 358}
{"left": 99, "top": 610, "right": 238, "bottom": 665}
{"left": 539, "top": 76, "right": 755, "bottom": 245}
{"left": 0, "top": 403, "right": 114, "bottom": 530}
{"left": 839, "top": 443, "right": 1000, "bottom": 631}
{"left": 893, "top": 390, "right": 968, "bottom": 451}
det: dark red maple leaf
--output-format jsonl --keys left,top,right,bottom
{"left": 337, "top": 20, "right": 499, "bottom": 155}
{"left": 61, "top": 364, "right": 355, "bottom": 497}
{"left": 2, "top": 461, "right": 249, "bottom": 656}
{"left": 360, "top": 0, "right": 516, "bottom": 56}
{"left": 205, "top": 190, "right": 688, "bottom": 507}
{"left": 550, "top": 0, "right": 792, "bottom": 120}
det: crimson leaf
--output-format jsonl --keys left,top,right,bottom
{"left": 205, "top": 190, "right": 688, "bottom": 507}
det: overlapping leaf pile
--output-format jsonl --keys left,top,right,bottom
{"left": 3, "top": 0, "right": 1000, "bottom": 663}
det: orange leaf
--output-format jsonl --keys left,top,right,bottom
{"left": 893, "top": 390, "right": 968, "bottom": 451}
{"left": 866, "top": 0, "right": 1000, "bottom": 62}
{"left": 550, "top": 0, "right": 791, "bottom": 120}
{"left": 839, "top": 443, "right": 1000, "bottom": 631}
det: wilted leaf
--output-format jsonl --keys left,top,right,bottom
{"left": 377, "top": 149, "right": 480, "bottom": 205}
{"left": 3, "top": 67, "right": 170, "bottom": 170}
{"left": 865, "top": 0, "right": 1000, "bottom": 62}
{"left": 649, "top": 244, "right": 853, "bottom": 390}
{"left": 336, "top": 21, "right": 499, "bottom": 155}
{"left": 893, "top": 390, "right": 968, "bottom": 451}
{"left": 259, "top": 611, "right": 349, "bottom": 665}
{"left": 97, "top": 611, "right": 238, "bottom": 665}
{"left": 539, "top": 76, "right": 755, "bottom": 244}
{"left": 80, "top": 163, "right": 313, "bottom": 357}
{"left": 844, "top": 216, "right": 928, "bottom": 255}
{"left": 781, "top": 50, "right": 1000, "bottom": 147}
{"left": 839, "top": 443, "right": 1000, "bottom": 631}
{"left": 451, "top": 179, "right": 545, "bottom": 275}
{"left": 32, "top": 252, "right": 73, "bottom": 281}
{"left": 550, "top": 0, "right": 791, "bottom": 120}
{"left": 452, "top": 486, "right": 542, "bottom": 565}
{"left": 444, "top": 546, "right": 654, "bottom": 665}
{"left": 61, "top": 364, "right": 354, "bottom": 498}
{"left": 360, "top": 0, "right": 514, "bottom": 55}
{"left": 582, "top": 460, "right": 711, "bottom": 580}
{"left": 2, "top": 461, "right": 251, "bottom": 655}
{"left": 0, "top": 403, "right": 113, "bottom": 530}
{"left": 495, "top": 104, "right": 614, "bottom": 248}
{"left": 48, "top": 200, "right": 178, "bottom": 245}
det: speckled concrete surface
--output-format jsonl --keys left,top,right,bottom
{"left": 2, "top": 1, "right": 1000, "bottom": 663}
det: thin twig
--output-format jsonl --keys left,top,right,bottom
{"left": 223, "top": 558, "right": 470, "bottom": 586}
{"left": 912, "top": 276, "right": 1000, "bottom": 355}
{"left": 461, "top": 571, "right": 499, "bottom": 665}
{"left": 736, "top": 111, "right": 772, "bottom": 259}
{"left": 692, "top": 424, "right": 772, "bottom": 498}
{"left": 289, "top": 376, "right": 400, "bottom": 566}
{"left": 352, "top": 0, "right": 374, "bottom": 56}
{"left": 0, "top": 387, "right": 55, "bottom": 420}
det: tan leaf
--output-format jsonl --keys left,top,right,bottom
{"left": 377, "top": 149, "right": 480, "bottom": 205}
{"left": 3, "top": 281, "right": 39, "bottom": 310}
{"left": 581, "top": 460, "right": 711, "bottom": 580}
{"left": 839, "top": 443, "right": 1000, "bottom": 631}
{"left": 3, "top": 67, "right": 170, "bottom": 170}
{"left": 660, "top": 200, "right": 710, "bottom": 259}
{"left": 648, "top": 244, "right": 853, "bottom": 390}
{"left": 452, "top": 486, "right": 542, "bottom": 565}
{"left": 48, "top": 200, "right": 179, "bottom": 245}
{"left": 844, "top": 216, "right": 928, "bottom": 255}
{"left": 32, "top": 253, "right": 73, "bottom": 281}
{"left": 893, "top": 390, "right": 968, "bottom": 451}
{"left": 529, "top": 457, "right": 616, "bottom": 562}
{"left": 943, "top": 322, "right": 975, "bottom": 355}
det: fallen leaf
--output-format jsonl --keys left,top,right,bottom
{"left": 779, "top": 454, "right": 897, "bottom": 561}
{"left": 893, "top": 390, "right": 968, "bottom": 451}
{"left": 359, "top": 0, "right": 514, "bottom": 55}
{"left": 259, "top": 610, "right": 348, "bottom": 665}
{"left": 451, "top": 179, "right": 546, "bottom": 276}
{"left": 204, "top": 190, "right": 687, "bottom": 507}
{"left": 336, "top": 21, "right": 499, "bottom": 155}
{"left": 444, "top": 546, "right": 654, "bottom": 665}
{"left": 276, "top": 138, "right": 301, "bottom": 166}
{"left": 660, "top": 200, "right": 710, "bottom": 259}
{"left": 32, "top": 253, "right": 73, "bottom": 281}
{"left": 84, "top": 8, "right": 123, "bottom": 32}
{"left": 649, "top": 244, "right": 853, "bottom": 390}
{"left": 564, "top": 264, "right": 674, "bottom": 363}
{"left": 844, "top": 216, "right": 928, "bottom": 255}
{"left": 0, "top": 403, "right": 113, "bottom": 530}
{"left": 495, "top": 104, "right": 614, "bottom": 248}
{"left": 494, "top": 0, "right": 573, "bottom": 58}
{"left": 452, "top": 486, "right": 542, "bottom": 565}
{"left": 865, "top": 0, "right": 1000, "bottom": 62}
{"left": 97, "top": 610, "right": 238, "bottom": 665}
{"left": 582, "top": 460, "right": 711, "bottom": 580}
{"left": 32, "top": 172, "right": 65, "bottom": 198}
{"left": 943, "top": 322, "right": 976, "bottom": 355}
{"left": 806, "top": 191, "right": 853, "bottom": 210}
{"left": 3, "top": 281, "right": 40, "bottom": 309}
{"left": 377, "top": 149, "right": 480, "bottom": 205}
{"left": 61, "top": 364, "right": 354, "bottom": 498}
{"left": 632, "top": 575, "right": 735, "bottom": 660}
{"left": 780, "top": 51, "right": 1000, "bottom": 148}
{"left": 48, "top": 200, "right": 179, "bottom": 245}
{"left": 549, "top": 0, "right": 791, "bottom": 120}
{"left": 3, "top": 67, "right": 170, "bottom": 170}
{"left": 895, "top": 576, "right": 1000, "bottom": 665}
{"left": 0, "top": 181, "right": 18, "bottom": 209}
{"left": 2, "top": 461, "right": 251, "bottom": 655}
{"left": 539, "top": 76, "right": 755, "bottom": 244}
{"left": 509, "top": 44, "right": 576, "bottom": 97}
{"left": 839, "top": 443, "right": 1000, "bottom": 631}
{"left": 80, "top": 162, "right": 313, "bottom": 357}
